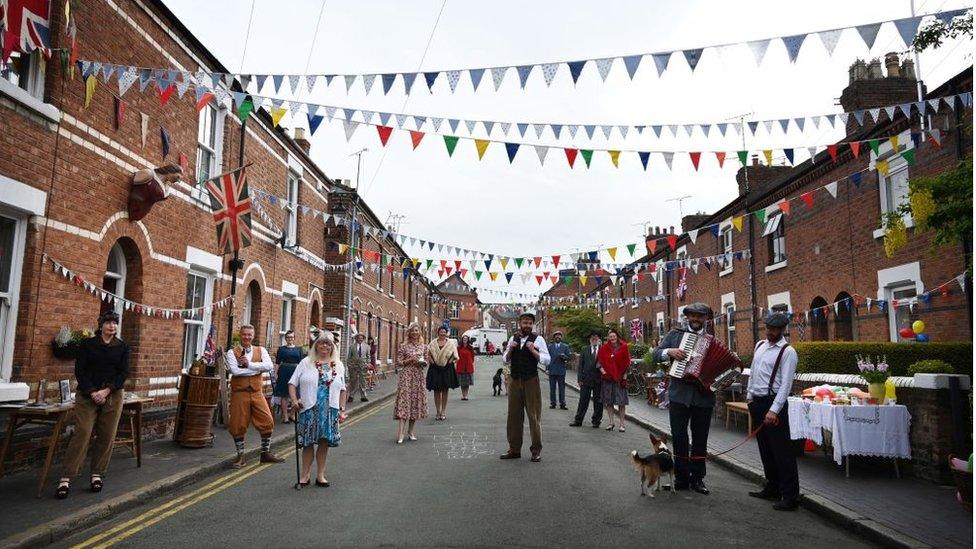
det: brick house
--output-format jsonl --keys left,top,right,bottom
{"left": 435, "top": 274, "right": 479, "bottom": 338}
{"left": 0, "top": 0, "right": 445, "bottom": 470}
{"left": 578, "top": 59, "right": 972, "bottom": 354}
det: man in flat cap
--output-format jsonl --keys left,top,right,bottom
{"left": 746, "top": 311, "right": 799, "bottom": 511}
{"left": 546, "top": 331, "right": 571, "bottom": 410}
{"left": 652, "top": 302, "right": 715, "bottom": 494}
{"left": 501, "top": 311, "right": 550, "bottom": 462}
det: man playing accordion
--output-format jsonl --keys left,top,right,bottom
{"left": 652, "top": 302, "right": 715, "bottom": 495}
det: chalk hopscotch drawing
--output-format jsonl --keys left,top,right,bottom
{"left": 431, "top": 429, "right": 496, "bottom": 459}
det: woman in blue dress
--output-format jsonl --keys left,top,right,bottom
{"left": 274, "top": 330, "right": 305, "bottom": 423}
{"left": 288, "top": 333, "right": 347, "bottom": 486}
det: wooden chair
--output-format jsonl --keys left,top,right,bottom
{"left": 725, "top": 401, "right": 752, "bottom": 433}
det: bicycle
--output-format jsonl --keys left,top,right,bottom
{"left": 625, "top": 363, "right": 648, "bottom": 397}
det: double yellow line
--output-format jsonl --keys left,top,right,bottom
{"left": 72, "top": 402, "right": 390, "bottom": 549}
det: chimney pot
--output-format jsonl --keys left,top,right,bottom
{"left": 867, "top": 59, "right": 883, "bottom": 79}
{"left": 751, "top": 154, "right": 759, "bottom": 167}
{"left": 901, "top": 58, "right": 916, "bottom": 80}
{"left": 294, "top": 127, "right": 311, "bottom": 154}
{"left": 884, "top": 52, "right": 901, "bottom": 78}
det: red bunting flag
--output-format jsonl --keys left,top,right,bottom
{"left": 646, "top": 239, "right": 657, "bottom": 254}
{"left": 439, "top": 259, "right": 447, "bottom": 269}
{"left": 778, "top": 201, "right": 791, "bottom": 215}
{"left": 800, "top": 192, "right": 814, "bottom": 208}
{"left": 564, "top": 148, "right": 578, "bottom": 168}
{"left": 667, "top": 234, "right": 678, "bottom": 251}
{"left": 535, "top": 275, "right": 543, "bottom": 285}
{"left": 533, "top": 257, "right": 542, "bottom": 268}
{"left": 445, "top": 267, "right": 453, "bottom": 276}
{"left": 826, "top": 144, "right": 838, "bottom": 162}
{"left": 849, "top": 141, "right": 861, "bottom": 158}
{"left": 159, "top": 84, "right": 176, "bottom": 106}
{"left": 376, "top": 126, "right": 393, "bottom": 146}
{"left": 409, "top": 130, "right": 425, "bottom": 149}
{"left": 550, "top": 276, "right": 558, "bottom": 285}
{"left": 454, "top": 260, "right": 462, "bottom": 270}
{"left": 551, "top": 255, "right": 561, "bottom": 266}
{"left": 689, "top": 152, "right": 701, "bottom": 171}
{"left": 195, "top": 91, "right": 215, "bottom": 112}
{"left": 715, "top": 151, "right": 726, "bottom": 168}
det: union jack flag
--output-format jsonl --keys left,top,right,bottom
{"left": 202, "top": 321, "right": 218, "bottom": 367}
{"left": 630, "top": 319, "right": 643, "bottom": 341}
{"left": 676, "top": 267, "right": 688, "bottom": 301}
{"left": 0, "top": 0, "right": 52, "bottom": 63}
{"left": 205, "top": 166, "right": 252, "bottom": 254}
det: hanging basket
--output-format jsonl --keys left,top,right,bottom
{"left": 51, "top": 341, "right": 79, "bottom": 360}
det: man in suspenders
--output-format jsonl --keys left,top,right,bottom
{"left": 746, "top": 312, "right": 800, "bottom": 511}
{"left": 225, "top": 324, "right": 285, "bottom": 468}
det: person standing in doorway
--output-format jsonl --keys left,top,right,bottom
{"left": 652, "top": 302, "right": 715, "bottom": 495}
{"left": 546, "top": 331, "right": 570, "bottom": 410}
{"left": 747, "top": 312, "right": 800, "bottom": 511}
{"left": 274, "top": 330, "right": 305, "bottom": 423}
{"left": 500, "top": 312, "right": 550, "bottom": 463}
{"left": 346, "top": 333, "right": 370, "bottom": 403}
{"left": 225, "top": 324, "right": 285, "bottom": 468}
{"left": 598, "top": 329, "right": 630, "bottom": 432}
{"left": 426, "top": 326, "right": 459, "bottom": 420}
{"left": 570, "top": 332, "right": 603, "bottom": 428}
{"left": 456, "top": 335, "right": 476, "bottom": 401}
{"left": 56, "top": 311, "right": 130, "bottom": 499}
{"left": 394, "top": 323, "right": 428, "bottom": 443}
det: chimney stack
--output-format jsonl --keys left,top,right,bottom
{"left": 839, "top": 53, "right": 922, "bottom": 135}
{"left": 294, "top": 127, "right": 311, "bottom": 154}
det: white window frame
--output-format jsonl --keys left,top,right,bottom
{"left": 656, "top": 265, "right": 664, "bottom": 297}
{"left": 767, "top": 291, "right": 792, "bottom": 314}
{"left": 763, "top": 213, "right": 787, "bottom": 270}
{"left": 655, "top": 312, "right": 665, "bottom": 338}
{"left": 631, "top": 276, "right": 639, "bottom": 309}
{"left": 721, "top": 291, "right": 736, "bottom": 350}
{"left": 279, "top": 294, "right": 295, "bottom": 346}
{"left": 719, "top": 224, "right": 734, "bottom": 277}
{"left": 285, "top": 171, "right": 300, "bottom": 246}
{"left": 0, "top": 50, "right": 58, "bottom": 122}
{"left": 450, "top": 302, "right": 460, "bottom": 320}
{"left": 181, "top": 271, "right": 214, "bottom": 370}
{"left": 877, "top": 262, "right": 923, "bottom": 342}
{"left": 872, "top": 136, "right": 915, "bottom": 239}
{"left": 103, "top": 243, "right": 127, "bottom": 331}
{"left": 0, "top": 209, "right": 28, "bottom": 385}
{"left": 190, "top": 104, "right": 227, "bottom": 204}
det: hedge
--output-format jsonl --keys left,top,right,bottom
{"left": 793, "top": 342, "right": 973, "bottom": 377}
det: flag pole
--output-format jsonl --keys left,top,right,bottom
{"left": 220, "top": 114, "right": 248, "bottom": 372}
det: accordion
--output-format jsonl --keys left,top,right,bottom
{"left": 668, "top": 332, "right": 743, "bottom": 392}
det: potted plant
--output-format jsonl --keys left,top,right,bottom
{"left": 51, "top": 326, "right": 93, "bottom": 360}
{"left": 856, "top": 355, "right": 890, "bottom": 401}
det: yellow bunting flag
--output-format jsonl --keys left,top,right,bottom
{"left": 271, "top": 107, "right": 287, "bottom": 127}
{"left": 608, "top": 150, "right": 620, "bottom": 168}
{"left": 84, "top": 75, "right": 97, "bottom": 108}
{"left": 489, "top": 272, "right": 498, "bottom": 281}
{"left": 876, "top": 159, "right": 890, "bottom": 176}
{"left": 607, "top": 247, "right": 617, "bottom": 261}
{"left": 889, "top": 135, "right": 899, "bottom": 149}
{"left": 579, "top": 275, "right": 588, "bottom": 286}
{"left": 475, "top": 139, "right": 490, "bottom": 160}
{"left": 732, "top": 216, "right": 744, "bottom": 232}
{"left": 338, "top": 243, "right": 349, "bottom": 254}
{"left": 500, "top": 257, "right": 509, "bottom": 270}
{"left": 763, "top": 149, "right": 773, "bottom": 165}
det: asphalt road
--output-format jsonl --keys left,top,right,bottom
{"left": 60, "top": 357, "right": 875, "bottom": 548}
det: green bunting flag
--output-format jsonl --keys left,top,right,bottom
{"left": 626, "top": 243, "right": 637, "bottom": 256}
{"left": 425, "top": 259, "right": 434, "bottom": 269}
{"left": 475, "top": 271, "right": 483, "bottom": 280}
{"left": 515, "top": 258, "right": 525, "bottom": 268}
{"left": 755, "top": 208, "right": 767, "bottom": 224}
{"left": 237, "top": 96, "right": 254, "bottom": 122}
{"left": 737, "top": 150, "right": 748, "bottom": 167}
{"left": 563, "top": 276, "right": 573, "bottom": 285}
{"left": 581, "top": 149, "right": 593, "bottom": 168}
{"left": 867, "top": 139, "right": 880, "bottom": 155}
{"left": 900, "top": 149, "right": 916, "bottom": 165}
{"left": 443, "top": 135, "right": 459, "bottom": 157}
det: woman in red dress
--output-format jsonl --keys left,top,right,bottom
{"left": 456, "top": 335, "right": 476, "bottom": 400}
{"left": 598, "top": 328, "right": 631, "bottom": 432}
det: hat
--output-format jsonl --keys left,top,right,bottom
{"left": 98, "top": 310, "right": 120, "bottom": 326}
{"left": 588, "top": 331, "right": 602, "bottom": 338}
{"left": 518, "top": 311, "right": 536, "bottom": 321}
{"left": 764, "top": 312, "right": 790, "bottom": 328}
{"left": 552, "top": 330, "right": 563, "bottom": 336}
{"left": 683, "top": 302, "right": 711, "bottom": 316}
{"left": 355, "top": 332, "right": 366, "bottom": 339}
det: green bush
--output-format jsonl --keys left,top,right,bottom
{"left": 629, "top": 343, "right": 650, "bottom": 360}
{"left": 793, "top": 342, "right": 973, "bottom": 377}
{"left": 907, "top": 359, "right": 955, "bottom": 376}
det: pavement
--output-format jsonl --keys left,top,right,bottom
{"left": 555, "top": 370, "right": 973, "bottom": 549}
{"left": 0, "top": 373, "right": 398, "bottom": 549}
{"left": 52, "top": 357, "right": 874, "bottom": 549}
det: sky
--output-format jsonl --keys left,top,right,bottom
{"left": 162, "top": 0, "right": 971, "bottom": 302}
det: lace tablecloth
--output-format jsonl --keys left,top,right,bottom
{"left": 787, "top": 397, "right": 912, "bottom": 464}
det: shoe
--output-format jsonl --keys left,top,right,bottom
{"left": 569, "top": 421, "right": 583, "bottom": 427}
{"left": 749, "top": 488, "right": 781, "bottom": 501}
{"left": 499, "top": 451, "right": 521, "bottom": 460}
{"left": 549, "top": 404, "right": 556, "bottom": 409}
{"left": 530, "top": 454, "right": 542, "bottom": 463}
{"left": 55, "top": 480, "right": 70, "bottom": 500}
{"left": 408, "top": 435, "right": 417, "bottom": 441}
{"left": 90, "top": 475, "right": 103, "bottom": 493}
{"left": 396, "top": 439, "right": 404, "bottom": 444}
{"left": 299, "top": 478, "right": 311, "bottom": 486}
{"left": 316, "top": 480, "right": 330, "bottom": 487}
{"left": 592, "top": 423, "right": 601, "bottom": 428}
{"left": 618, "top": 426, "right": 626, "bottom": 433}
{"left": 605, "top": 425, "right": 616, "bottom": 431}
{"left": 773, "top": 500, "right": 799, "bottom": 511}
{"left": 690, "top": 479, "right": 710, "bottom": 495}
{"left": 231, "top": 453, "right": 246, "bottom": 469}
{"left": 360, "top": 397, "right": 368, "bottom": 402}
{"left": 560, "top": 405, "right": 568, "bottom": 410}
{"left": 260, "top": 451, "right": 285, "bottom": 464}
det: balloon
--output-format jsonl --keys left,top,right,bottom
{"left": 912, "top": 320, "right": 926, "bottom": 334}
{"left": 916, "top": 333, "right": 930, "bottom": 342}
{"left": 899, "top": 327, "right": 915, "bottom": 339}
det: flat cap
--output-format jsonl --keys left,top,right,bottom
{"left": 764, "top": 312, "right": 790, "bottom": 328}
{"left": 519, "top": 311, "right": 536, "bottom": 321}
{"left": 683, "top": 302, "right": 712, "bottom": 315}
{"left": 552, "top": 330, "right": 563, "bottom": 336}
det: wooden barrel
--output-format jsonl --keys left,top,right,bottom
{"left": 176, "top": 374, "right": 220, "bottom": 448}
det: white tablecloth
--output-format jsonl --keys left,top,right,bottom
{"left": 787, "top": 397, "right": 912, "bottom": 465}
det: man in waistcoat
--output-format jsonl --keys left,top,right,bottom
{"left": 225, "top": 324, "right": 285, "bottom": 468}
{"left": 570, "top": 331, "right": 603, "bottom": 427}
{"left": 500, "top": 312, "right": 550, "bottom": 462}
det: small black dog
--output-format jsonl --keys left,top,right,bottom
{"left": 492, "top": 368, "right": 504, "bottom": 396}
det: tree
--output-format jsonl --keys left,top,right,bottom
{"left": 550, "top": 308, "right": 621, "bottom": 351}
{"left": 912, "top": 12, "right": 973, "bottom": 53}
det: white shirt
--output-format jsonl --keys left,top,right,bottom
{"left": 746, "top": 338, "right": 798, "bottom": 415}
{"left": 289, "top": 357, "right": 348, "bottom": 410}
{"left": 502, "top": 334, "right": 551, "bottom": 367}
{"left": 225, "top": 346, "right": 273, "bottom": 377}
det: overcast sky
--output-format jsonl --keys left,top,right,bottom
{"left": 163, "top": 0, "right": 970, "bottom": 302}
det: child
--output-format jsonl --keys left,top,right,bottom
{"left": 492, "top": 368, "right": 504, "bottom": 396}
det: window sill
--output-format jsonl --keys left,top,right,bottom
{"left": 0, "top": 79, "right": 60, "bottom": 123}
{"left": 873, "top": 218, "right": 915, "bottom": 240}
{"left": 765, "top": 261, "right": 787, "bottom": 273}
{"left": 719, "top": 268, "right": 733, "bottom": 278}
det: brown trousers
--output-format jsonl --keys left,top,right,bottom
{"left": 228, "top": 377, "right": 275, "bottom": 440}
{"left": 506, "top": 375, "right": 542, "bottom": 455}
{"left": 61, "top": 390, "right": 124, "bottom": 478}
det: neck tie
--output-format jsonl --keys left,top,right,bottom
{"left": 593, "top": 346, "right": 597, "bottom": 356}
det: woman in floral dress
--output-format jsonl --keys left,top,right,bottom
{"left": 394, "top": 323, "right": 428, "bottom": 444}
{"left": 288, "top": 333, "right": 347, "bottom": 486}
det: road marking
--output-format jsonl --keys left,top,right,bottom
{"left": 72, "top": 402, "right": 391, "bottom": 549}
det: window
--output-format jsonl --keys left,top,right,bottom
{"left": 284, "top": 172, "right": 299, "bottom": 246}
{"left": 724, "top": 303, "right": 737, "bottom": 352}
{"left": 763, "top": 213, "right": 786, "bottom": 266}
{"left": 377, "top": 246, "right": 384, "bottom": 290}
{"left": 450, "top": 302, "right": 460, "bottom": 320}
{"left": 0, "top": 210, "right": 28, "bottom": 383}
{"left": 243, "top": 281, "right": 261, "bottom": 327}
{"left": 631, "top": 277, "right": 639, "bottom": 308}
{"left": 809, "top": 296, "right": 829, "bottom": 341}
{"left": 880, "top": 159, "right": 910, "bottom": 219}
{"left": 877, "top": 262, "right": 922, "bottom": 342}
{"left": 196, "top": 104, "right": 219, "bottom": 182}
{"left": 720, "top": 227, "right": 733, "bottom": 274}
{"left": 1, "top": 50, "right": 45, "bottom": 99}
{"left": 280, "top": 295, "right": 294, "bottom": 345}
{"left": 181, "top": 272, "right": 213, "bottom": 369}
{"left": 101, "top": 244, "right": 127, "bottom": 327}
{"left": 888, "top": 285, "right": 917, "bottom": 343}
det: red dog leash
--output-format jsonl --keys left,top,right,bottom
{"left": 675, "top": 423, "right": 765, "bottom": 461}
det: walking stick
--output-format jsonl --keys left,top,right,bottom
{"left": 292, "top": 407, "right": 303, "bottom": 490}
